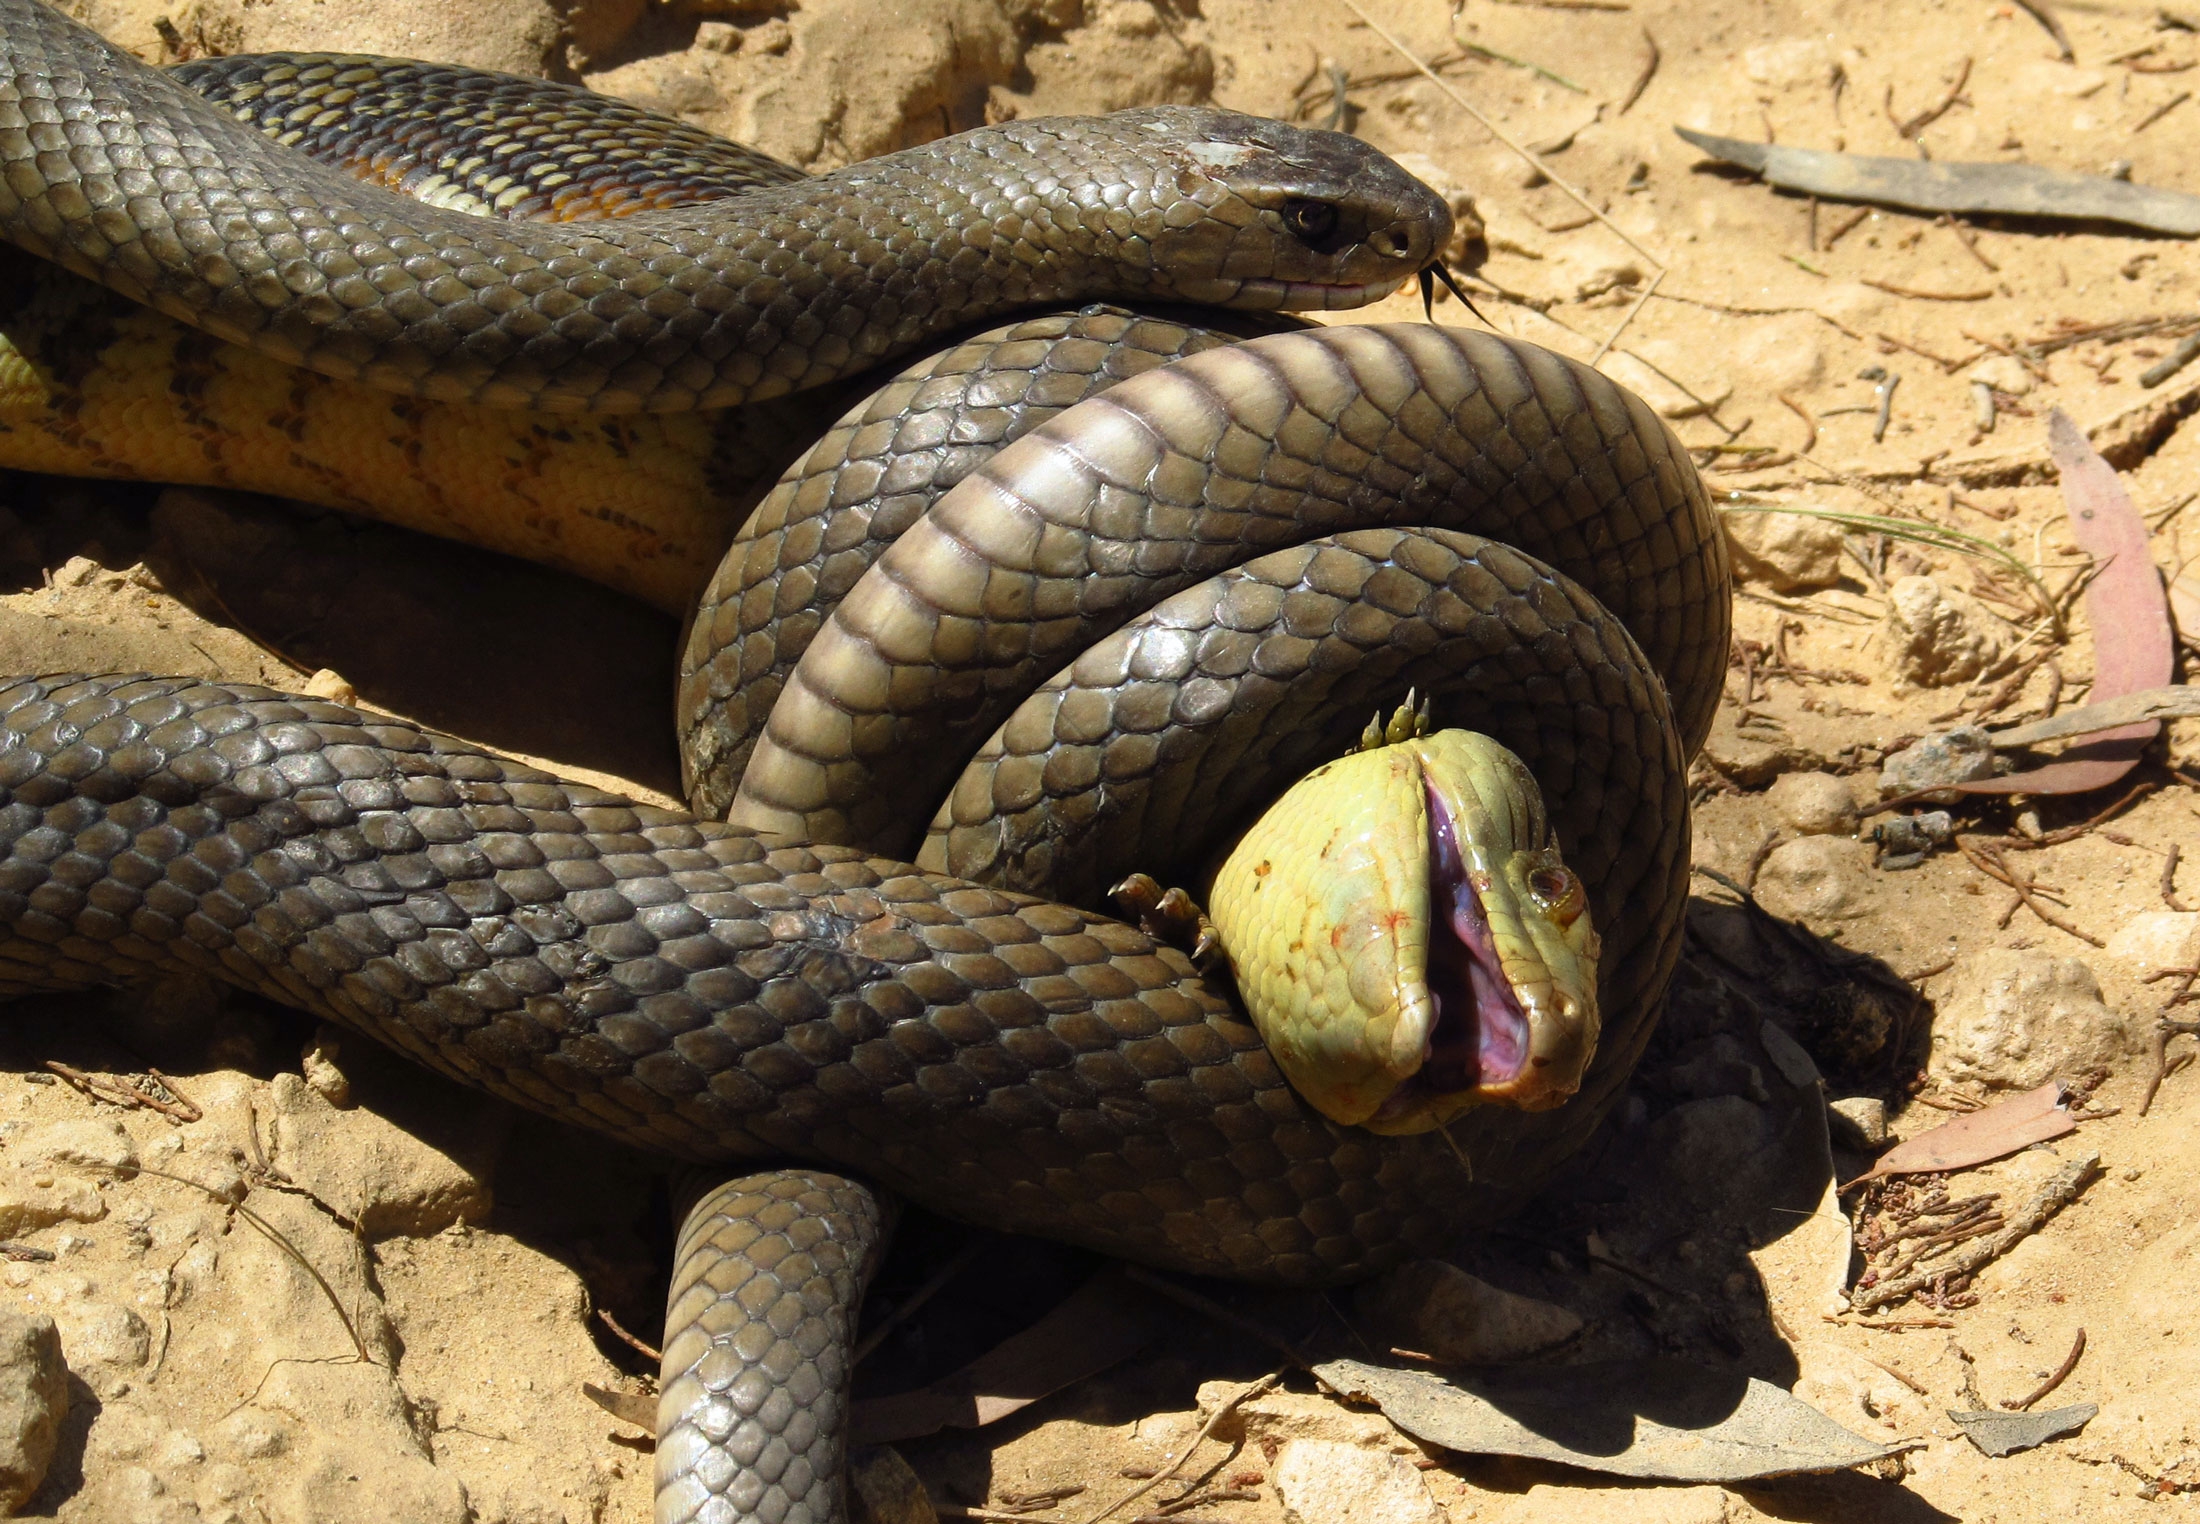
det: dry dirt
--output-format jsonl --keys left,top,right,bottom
{"left": 4, "top": 0, "right": 2200, "bottom": 1521}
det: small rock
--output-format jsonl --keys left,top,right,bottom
{"left": 0, "top": 1118, "right": 135, "bottom": 1239}
{"left": 1759, "top": 1019, "right": 1824, "bottom": 1091}
{"left": 2104, "top": 911, "right": 2200, "bottom": 977}
{"left": 1884, "top": 575, "right": 2013, "bottom": 687}
{"left": 1968, "top": 355, "right": 2034, "bottom": 396}
{"left": 1195, "top": 1380, "right": 1428, "bottom": 1458}
{"left": 18, "top": 1117, "right": 138, "bottom": 1177}
{"left": 0, "top": 1313, "right": 65, "bottom": 1512}
{"left": 1828, "top": 1096, "right": 1889, "bottom": 1149}
{"left": 1271, "top": 1438, "right": 1444, "bottom": 1524}
{"left": 1352, "top": 1260, "right": 1581, "bottom": 1363}
{"left": 1754, "top": 836, "right": 1874, "bottom": 920}
{"left": 265, "top": 1072, "right": 495, "bottom": 1239}
{"left": 1644, "top": 1095, "right": 1784, "bottom": 1211}
{"left": 1723, "top": 510, "right": 1845, "bottom": 592}
{"left": 1798, "top": 982, "right": 1901, "bottom": 1071}
{"left": 1701, "top": 731, "right": 1827, "bottom": 788}
{"left": 53, "top": 1301, "right": 150, "bottom": 1396}
{"left": 1742, "top": 36, "right": 1835, "bottom": 88}
{"left": 1766, "top": 770, "right": 1859, "bottom": 836}
{"left": 1575, "top": 261, "right": 1644, "bottom": 300}
{"left": 1661, "top": 1034, "right": 1767, "bottom": 1103}
{"left": 257, "top": 1362, "right": 469, "bottom": 1524}
{"left": 1929, "top": 949, "right": 2150, "bottom": 1091}
{"left": 210, "top": 1410, "right": 291, "bottom": 1463}
{"left": 849, "top": 1444, "right": 936, "bottom": 1524}
{"left": 1131, "top": 1410, "right": 1196, "bottom": 1447}
{"left": 52, "top": 555, "right": 101, "bottom": 589}
{"left": 1879, "top": 728, "right": 1997, "bottom": 798}
{"left": 300, "top": 1027, "right": 354, "bottom": 1108}
{"left": 0, "top": 1175, "right": 106, "bottom": 1240}
{"left": 1868, "top": 809, "right": 1955, "bottom": 869}
{"left": 300, "top": 669, "right": 357, "bottom": 706}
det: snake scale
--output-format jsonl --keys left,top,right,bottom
{"left": 0, "top": 4, "right": 1730, "bottom": 1521}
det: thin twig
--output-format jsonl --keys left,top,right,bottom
{"left": 2135, "top": 90, "right": 2192, "bottom": 131}
{"left": 1122, "top": 1267, "right": 1312, "bottom": 1371}
{"left": 1778, "top": 393, "right": 1818, "bottom": 454}
{"left": 86, "top": 1162, "right": 374, "bottom": 1363}
{"left": 1590, "top": 269, "right": 1664, "bottom": 365}
{"left": 596, "top": 1308, "right": 662, "bottom": 1364}
{"left": 43, "top": 1060, "right": 200, "bottom": 1123}
{"left": 2013, "top": 0, "right": 2074, "bottom": 62}
{"left": 1337, "top": 0, "right": 1666, "bottom": 362}
{"left": 1823, "top": 206, "right": 1871, "bottom": 247}
{"left": 1958, "top": 839, "right": 2104, "bottom": 946}
{"left": 1896, "top": 58, "right": 1973, "bottom": 138}
{"left": 1455, "top": 40, "right": 1586, "bottom": 94}
{"left": 1866, "top": 1357, "right": 1931, "bottom": 1396}
{"left": 2003, "top": 1327, "right": 2086, "bottom": 1410}
{"left": 1863, "top": 279, "right": 1995, "bottom": 303}
{"left": 1939, "top": 215, "right": 2000, "bottom": 273}
{"left": 1618, "top": 26, "right": 1659, "bottom": 113}
{"left": 147, "top": 1068, "right": 205, "bottom": 1122}
{"left": 1851, "top": 1154, "right": 2098, "bottom": 1311}
{"left": 1076, "top": 1372, "right": 1282, "bottom": 1524}
{"left": 852, "top": 1238, "right": 985, "bottom": 1365}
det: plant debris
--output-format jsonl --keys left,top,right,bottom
{"left": 1842, "top": 1084, "right": 2077, "bottom": 1190}
{"left": 1313, "top": 1358, "right": 1917, "bottom": 1481}
{"left": 1948, "top": 1403, "right": 2097, "bottom": 1458}
{"left": 1850, "top": 1154, "right": 2101, "bottom": 1311}
{"left": 1674, "top": 129, "right": 2200, "bottom": 235}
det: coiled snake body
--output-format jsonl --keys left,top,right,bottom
{"left": 0, "top": 6, "right": 1730, "bottom": 1521}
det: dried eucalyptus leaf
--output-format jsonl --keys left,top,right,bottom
{"left": 1314, "top": 1358, "right": 1913, "bottom": 1482}
{"left": 1949, "top": 1403, "right": 2098, "bottom": 1458}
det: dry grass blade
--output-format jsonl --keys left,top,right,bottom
{"left": 1076, "top": 1372, "right": 1282, "bottom": 1524}
{"left": 85, "top": 1162, "right": 374, "bottom": 1364}
{"left": 1333, "top": 0, "right": 1667, "bottom": 359}
{"left": 1719, "top": 503, "right": 2061, "bottom": 630}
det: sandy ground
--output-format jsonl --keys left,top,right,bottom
{"left": 5, "top": 0, "right": 2200, "bottom": 1520}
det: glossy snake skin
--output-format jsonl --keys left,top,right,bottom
{"left": 0, "top": 8, "right": 1729, "bottom": 1520}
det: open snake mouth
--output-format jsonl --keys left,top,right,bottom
{"left": 1418, "top": 779, "right": 1532, "bottom": 1093}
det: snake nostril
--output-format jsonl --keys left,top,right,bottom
{"left": 1369, "top": 228, "right": 1403, "bottom": 258}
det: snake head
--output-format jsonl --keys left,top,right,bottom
{"left": 1207, "top": 729, "right": 1600, "bottom": 1136}
{"left": 1097, "top": 107, "right": 1450, "bottom": 310}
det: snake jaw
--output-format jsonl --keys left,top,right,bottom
{"left": 1202, "top": 273, "right": 1420, "bottom": 311}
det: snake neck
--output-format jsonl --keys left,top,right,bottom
{"left": 0, "top": 0, "right": 1440, "bottom": 412}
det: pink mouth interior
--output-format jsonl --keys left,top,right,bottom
{"left": 1419, "top": 781, "right": 1531, "bottom": 1092}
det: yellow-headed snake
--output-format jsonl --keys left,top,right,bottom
{"left": 0, "top": 6, "right": 1730, "bottom": 1520}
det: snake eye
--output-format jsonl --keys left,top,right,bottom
{"left": 1281, "top": 198, "right": 1343, "bottom": 250}
{"left": 1527, "top": 863, "right": 1587, "bottom": 928}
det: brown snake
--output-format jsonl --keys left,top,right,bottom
{"left": 0, "top": 7, "right": 1730, "bottom": 1521}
